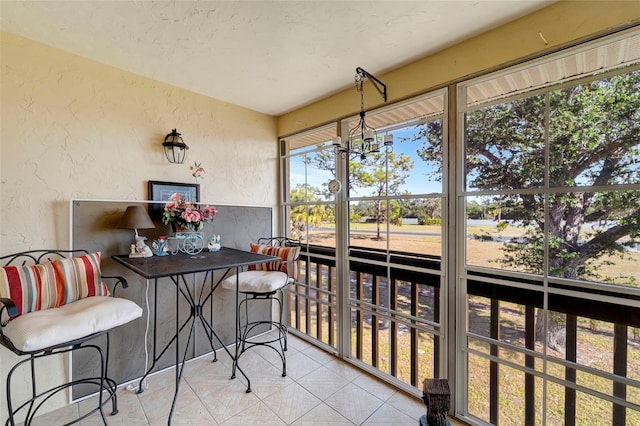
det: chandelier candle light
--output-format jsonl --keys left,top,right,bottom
{"left": 333, "top": 67, "right": 393, "bottom": 160}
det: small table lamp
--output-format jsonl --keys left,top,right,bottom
{"left": 117, "top": 206, "right": 155, "bottom": 257}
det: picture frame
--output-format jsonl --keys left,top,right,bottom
{"left": 147, "top": 180, "right": 200, "bottom": 220}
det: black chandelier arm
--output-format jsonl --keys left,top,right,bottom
{"left": 355, "top": 67, "right": 387, "bottom": 103}
{"left": 348, "top": 116, "right": 375, "bottom": 139}
{"left": 348, "top": 120, "right": 361, "bottom": 140}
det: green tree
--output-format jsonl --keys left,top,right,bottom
{"left": 308, "top": 148, "right": 413, "bottom": 239}
{"left": 350, "top": 152, "right": 413, "bottom": 239}
{"left": 289, "top": 184, "right": 327, "bottom": 239}
{"left": 400, "top": 198, "right": 442, "bottom": 225}
{"left": 466, "top": 200, "right": 484, "bottom": 219}
{"left": 419, "top": 71, "right": 640, "bottom": 280}
{"left": 302, "top": 150, "right": 337, "bottom": 199}
{"left": 416, "top": 70, "right": 640, "bottom": 348}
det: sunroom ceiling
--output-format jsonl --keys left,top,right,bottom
{"left": 0, "top": 0, "right": 554, "bottom": 116}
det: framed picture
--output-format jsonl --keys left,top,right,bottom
{"left": 148, "top": 180, "right": 200, "bottom": 220}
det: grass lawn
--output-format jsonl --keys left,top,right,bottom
{"left": 307, "top": 222, "right": 640, "bottom": 287}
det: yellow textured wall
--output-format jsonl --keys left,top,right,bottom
{"left": 278, "top": 0, "right": 640, "bottom": 136}
{"left": 0, "top": 31, "right": 278, "bottom": 252}
{"left": 0, "top": 30, "right": 277, "bottom": 418}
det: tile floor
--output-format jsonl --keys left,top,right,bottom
{"left": 21, "top": 332, "right": 462, "bottom": 425}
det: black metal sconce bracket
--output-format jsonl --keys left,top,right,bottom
{"left": 355, "top": 67, "right": 387, "bottom": 103}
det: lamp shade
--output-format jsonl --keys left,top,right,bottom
{"left": 116, "top": 206, "right": 155, "bottom": 230}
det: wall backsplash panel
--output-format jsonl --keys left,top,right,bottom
{"left": 70, "top": 199, "right": 272, "bottom": 399}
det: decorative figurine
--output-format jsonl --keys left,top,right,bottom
{"left": 134, "top": 236, "right": 153, "bottom": 258}
{"left": 208, "top": 235, "right": 221, "bottom": 252}
{"left": 129, "top": 242, "right": 147, "bottom": 258}
{"left": 151, "top": 236, "right": 169, "bottom": 256}
{"left": 421, "top": 379, "right": 451, "bottom": 426}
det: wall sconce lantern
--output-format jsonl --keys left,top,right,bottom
{"left": 163, "top": 129, "right": 189, "bottom": 164}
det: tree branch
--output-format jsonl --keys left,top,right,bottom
{"left": 578, "top": 207, "right": 640, "bottom": 262}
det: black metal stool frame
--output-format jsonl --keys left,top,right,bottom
{"left": 0, "top": 250, "right": 128, "bottom": 426}
{"left": 231, "top": 237, "right": 300, "bottom": 382}
{"left": 237, "top": 286, "right": 289, "bottom": 376}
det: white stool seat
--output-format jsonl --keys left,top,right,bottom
{"left": 3, "top": 296, "right": 143, "bottom": 352}
{"left": 222, "top": 270, "right": 293, "bottom": 293}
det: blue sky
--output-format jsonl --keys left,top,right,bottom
{"left": 289, "top": 124, "right": 442, "bottom": 197}
{"left": 393, "top": 125, "right": 442, "bottom": 195}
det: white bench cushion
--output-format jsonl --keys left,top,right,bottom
{"left": 221, "top": 270, "right": 293, "bottom": 293}
{"left": 3, "top": 296, "right": 143, "bottom": 352}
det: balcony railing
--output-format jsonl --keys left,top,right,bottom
{"left": 286, "top": 247, "right": 640, "bottom": 424}
{"left": 286, "top": 245, "right": 442, "bottom": 389}
{"left": 287, "top": 246, "right": 337, "bottom": 347}
{"left": 466, "top": 271, "right": 640, "bottom": 425}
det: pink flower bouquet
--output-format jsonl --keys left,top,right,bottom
{"left": 162, "top": 193, "right": 217, "bottom": 232}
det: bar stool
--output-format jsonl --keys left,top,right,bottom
{"left": 0, "top": 250, "right": 143, "bottom": 425}
{"left": 221, "top": 237, "right": 300, "bottom": 387}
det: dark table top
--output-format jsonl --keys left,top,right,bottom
{"left": 112, "top": 247, "right": 280, "bottom": 279}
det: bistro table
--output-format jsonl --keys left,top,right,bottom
{"left": 112, "top": 247, "right": 280, "bottom": 424}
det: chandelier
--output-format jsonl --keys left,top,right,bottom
{"left": 333, "top": 67, "right": 393, "bottom": 160}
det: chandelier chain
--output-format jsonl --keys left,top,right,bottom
{"left": 355, "top": 73, "right": 365, "bottom": 113}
